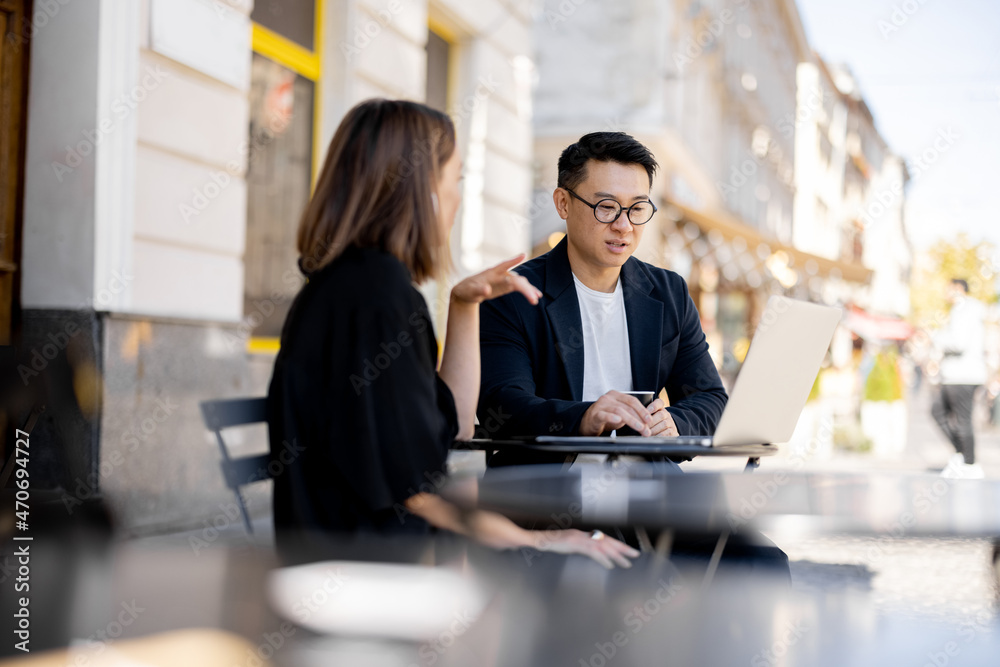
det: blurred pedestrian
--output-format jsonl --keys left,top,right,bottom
{"left": 932, "top": 278, "right": 987, "bottom": 478}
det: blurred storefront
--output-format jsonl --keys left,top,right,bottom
{"left": 654, "top": 200, "right": 872, "bottom": 385}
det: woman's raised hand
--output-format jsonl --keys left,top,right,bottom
{"left": 450, "top": 254, "right": 542, "bottom": 306}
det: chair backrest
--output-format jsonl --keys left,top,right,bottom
{"left": 1, "top": 405, "right": 45, "bottom": 489}
{"left": 198, "top": 397, "right": 270, "bottom": 533}
{"left": 200, "top": 397, "right": 267, "bottom": 431}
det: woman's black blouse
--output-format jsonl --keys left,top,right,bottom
{"left": 266, "top": 246, "right": 458, "bottom": 543}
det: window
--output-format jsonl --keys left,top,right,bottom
{"left": 243, "top": 56, "right": 315, "bottom": 339}
{"left": 252, "top": 0, "right": 316, "bottom": 51}
{"left": 245, "top": 1, "right": 323, "bottom": 349}
{"left": 425, "top": 28, "right": 451, "bottom": 113}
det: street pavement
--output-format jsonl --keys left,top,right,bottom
{"left": 449, "top": 387, "right": 1000, "bottom": 626}
{"left": 759, "top": 384, "right": 1000, "bottom": 625}
{"left": 791, "top": 383, "right": 1000, "bottom": 478}
{"left": 138, "top": 385, "right": 1000, "bottom": 627}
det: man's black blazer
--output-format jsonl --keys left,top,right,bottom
{"left": 478, "top": 237, "right": 728, "bottom": 450}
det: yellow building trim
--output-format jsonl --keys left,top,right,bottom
{"left": 427, "top": 15, "right": 460, "bottom": 44}
{"left": 251, "top": 1, "right": 324, "bottom": 186}
{"left": 310, "top": 0, "right": 325, "bottom": 187}
{"left": 247, "top": 337, "right": 281, "bottom": 354}
{"left": 247, "top": 4, "right": 324, "bottom": 346}
{"left": 667, "top": 199, "right": 874, "bottom": 285}
{"left": 251, "top": 23, "right": 320, "bottom": 81}
{"left": 427, "top": 15, "right": 461, "bottom": 113}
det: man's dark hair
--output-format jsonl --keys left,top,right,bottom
{"left": 557, "top": 132, "right": 658, "bottom": 191}
{"left": 951, "top": 278, "right": 970, "bottom": 293}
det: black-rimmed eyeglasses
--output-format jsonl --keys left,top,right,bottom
{"left": 564, "top": 188, "right": 657, "bottom": 225}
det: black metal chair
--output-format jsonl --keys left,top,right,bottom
{"left": 198, "top": 397, "right": 270, "bottom": 533}
{"left": 1, "top": 405, "right": 45, "bottom": 490}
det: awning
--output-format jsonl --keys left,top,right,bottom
{"left": 843, "top": 306, "right": 914, "bottom": 341}
{"left": 662, "top": 200, "right": 874, "bottom": 285}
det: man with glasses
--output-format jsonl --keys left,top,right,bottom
{"left": 478, "top": 132, "right": 728, "bottom": 465}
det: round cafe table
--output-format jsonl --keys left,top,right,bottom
{"left": 452, "top": 436, "right": 778, "bottom": 468}
{"left": 442, "top": 463, "right": 1000, "bottom": 538}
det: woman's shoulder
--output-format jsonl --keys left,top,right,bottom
{"left": 307, "top": 246, "right": 418, "bottom": 305}
{"left": 279, "top": 246, "right": 430, "bottom": 352}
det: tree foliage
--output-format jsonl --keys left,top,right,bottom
{"left": 911, "top": 234, "right": 997, "bottom": 328}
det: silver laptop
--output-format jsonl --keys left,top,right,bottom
{"left": 694, "top": 295, "right": 841, "bottom": 446}
{"left": 544, "top": 296, "right": 841, "bottom": 448}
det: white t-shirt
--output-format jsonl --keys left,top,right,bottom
{"left": 573, "top": 274, "right": 634, "bottom": 401}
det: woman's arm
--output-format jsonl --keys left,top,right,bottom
{"left": 429, "top": 258, "right": 640, "bottom": 568}
{"left": 438, "top": 255, "right": 541, "bottom": 440}
{"left": 403, "top": 493, "right": 639, "bottom": 569}
{"left": 437, "top": 299, "right": 481, "bottom": 440}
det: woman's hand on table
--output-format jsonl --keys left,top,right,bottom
{"left": 405, "top": 495, "right": 639, "bottom": 569}
{"left": 450, "top": 254, "right": 542, "bottom": 306}
{"left": 533, "top": 529, "right": 640, "bottom": 569}
{"left": 647, "top": 398, "right": 679, "bottom": 436}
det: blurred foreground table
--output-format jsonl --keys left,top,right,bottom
{"left": 267, "top": 541, "right": 1000, "bottom": 667}
{"left": 3, "top": 528, "right": 999, "bottom": 667}
{"left": 6, "top": 476, "right": 1000, "bottom": 667}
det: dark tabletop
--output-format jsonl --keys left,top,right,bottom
{"left": 442, "top": 463, "right": 1000, "bottom": 537}
{"left": 453, "top": 436, "right": 777, "bottom": 460}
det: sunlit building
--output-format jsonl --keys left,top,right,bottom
{"left": 790, "top": 57, "right": 912, "bottom": 455}
{"left": 792, "top": 58, "right": 911, "bottom": 320}
{"left": 531, "top": 0, "right": 871, "bottom": 380}
{"left": 10, "top": 0, "right": 534, "bottom": 533}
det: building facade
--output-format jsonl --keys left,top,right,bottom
{"left": 793, "top": 58, "right": 911, "bottom": 319}
{"left": 531, "top": 0, "right": 872, "bottom": 380}
{"left": 13, "top": 0, "right": 534, "bottom": 534}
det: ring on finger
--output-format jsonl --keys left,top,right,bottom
{"left": 590, "top": 530, "right": 605, "bottom": 541}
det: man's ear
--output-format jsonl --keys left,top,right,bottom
{"left": 553, "top": 188, "right": 570, "bottom": 220}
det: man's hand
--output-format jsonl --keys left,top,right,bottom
{"left": 579, "top": 390, "right": 655, "bottom": 436}
{"left": 647, "top": 398, "right": 678, "bottom": 436}
{"left": 580, "top": 392, "right": 679, "bottom": 437}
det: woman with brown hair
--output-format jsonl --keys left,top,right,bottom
{"left": 267, "top": 98, "right": 637, "bottom": 568}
